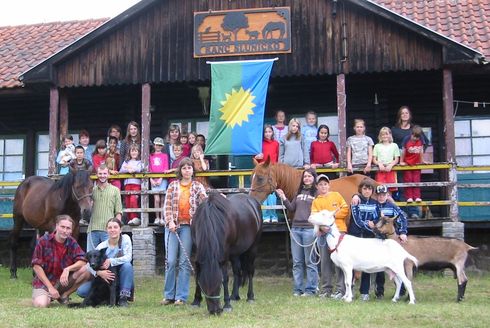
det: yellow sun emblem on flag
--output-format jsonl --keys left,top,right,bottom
{"left": 219, "top": 87, "right": 256, "bottom": 128}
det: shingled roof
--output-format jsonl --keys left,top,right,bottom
{"left": 0, "top": 19, "right": 107, "bottom": 89}
{"left": 372, "top": 0, "right": 490, "bottom": 58}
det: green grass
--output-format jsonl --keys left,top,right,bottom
{"left": 0, "top": 268, "right": 489, "bottom": 328}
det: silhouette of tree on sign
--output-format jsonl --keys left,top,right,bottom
{"left": 221, "top": 12, "right": 249, "bottom": 41}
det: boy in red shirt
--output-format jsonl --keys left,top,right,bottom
{"left": 400, "top": 125, "right": 427, "bottom": 202}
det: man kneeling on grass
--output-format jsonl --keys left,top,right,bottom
{"left": 31, "top": 214, "right": 89, "bottom": 307}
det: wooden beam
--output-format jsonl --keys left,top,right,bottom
{"left": 48, "top": 87, "right": 59, "bottom": 176}
{"left": 59, "top": 90, "right": 69, "bottom": 138}
{"left": 337, "top": 73, "right": 347, "bottom": 166}
{"left": 140, "top": 83, "right": 151, "bottom": 227}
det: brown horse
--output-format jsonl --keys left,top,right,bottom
{"left": 9, "top": 169, "right": 93, "bottom": 278}
{"left": 249, "top": 159, "right": 378, "bottom": 207}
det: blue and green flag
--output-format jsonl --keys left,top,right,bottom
{"left": 205, "top": 59, "right": 275, "bottom": 155}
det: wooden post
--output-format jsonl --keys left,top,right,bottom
{"left": 443, "top": 69, "right": 459, "bottom": 222}
{"left": 336, "top": 74, "right": 347, "bottom": 166}
{"left": 141, "top": 83, "right": 151, "bottom": 227}
{"left": 48, "top": 87, "right": 59, "bottom": 176}
{"left": 59, "top": 90, "right": 69, "bottom": 139}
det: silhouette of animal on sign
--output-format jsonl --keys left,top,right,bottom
{"left": 245, "top": 30, "right": 259, "bottom": 40}
{"left": 191, "top": 192, "right": 262, "bottom": 315}
{"left": 262, "top": 21, "right": 286, "bottom": 39}
{"left": 9, "top": 169, "right": 93, "bottom": 279}
{"left": 249, "top": 159, "right": 378, "bottom": 225}
{"left": 221, "top": 33, "right": 232, "bottom": 42}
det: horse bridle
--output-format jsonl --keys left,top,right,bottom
{"left": 249, "top": 172, "right": 277, "bottom": 193}
{"left": 72, "top": 186, "right": 93, "bottom": 201}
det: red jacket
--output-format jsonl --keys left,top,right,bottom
{"left": 258, "top": 139, "right": 279, "bottom": 163}
{"left": 310, "top": 140, "right": 339, "bottom": 165}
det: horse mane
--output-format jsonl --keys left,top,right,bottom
{"left": 269, "top": 162, "right": 302, "bottom": 200}
{"left": 194, "top": 191, "right": 228, "bottom": 280}
{"left": 50, "top": 170, "right": 90, "bottom": 205}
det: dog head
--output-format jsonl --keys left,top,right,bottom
{"left": 85, "top": 248, "right": 108, "bottom": 270}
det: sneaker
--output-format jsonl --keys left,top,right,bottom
{"left": 360, "top": 294, "right": 370, "bottom": 301}
{"left": 174, "top": 299, "right": 185, "bottom": 306}
{"left": 375, "top": 293, "right": 384, "bottom": 300}
{"left": 331, "top": 292, "right": 343, "bottom": 300}
{"left": 410, "top": 213, "right": 420, "bottom": 219}
{"left": 160, "top": 299, "right": 174, "bottom": 305}
{"left": 415, "top": 198, "right": 422, "bottom": 202}
{"left": 318, "top": 292, "right": 331, "bottom": 298}
{"left": 293, "top": 292, "right": 302, "bottom": 297}
{"left": 406, "top": 198, "right": 414, "bottom": 203}
{"left": 79, "top": 219, "right": 89, "bottom": 226}
{"left": 301, "top": 292, "right": 314, "bottom": 297}
{"left": 271, "top": 217, "right": 278, "bottom": 223}
{"left": 263, "top": 217, "right": 272, "bottom": 223}
{"left": 118, "top": 296, "right": 129, "bottom": 307}
{"left": 128, "top": 217, "right": 141, "bottom": 226}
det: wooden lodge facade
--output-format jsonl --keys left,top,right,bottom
{"left": 0, "top": 0, "right": 488, "bottom": 224}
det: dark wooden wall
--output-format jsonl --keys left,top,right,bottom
{"left": 54, "top": 0, "right": 443, "bottom": 87}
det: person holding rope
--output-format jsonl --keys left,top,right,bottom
{"left": 161, "top": 158, "right": 207, "bottom": 306}
{"left": 276, "top": 168, "right": 318, "bottom": 297}
{"left": 311, "top": 174, "right": 349, "bottom": 300}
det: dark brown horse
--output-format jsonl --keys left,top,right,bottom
{"left": 9, "top": 169, "right": 93, "bottom": 278}
{"left": 191, "top": 192, "right": 262, "bottom": 315}
{"left": 249, "top": 159, "right": 378, "bottom": 208}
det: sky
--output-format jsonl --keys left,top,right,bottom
{"left": 1, "top": 0, "right": 142, "bottom": 26}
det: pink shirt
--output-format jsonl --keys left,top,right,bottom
{"left": 149, "top": 152, "right": 169, "bottom": 172}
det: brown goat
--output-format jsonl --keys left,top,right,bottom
{"left": 376, "top": 216, "right": 477, "bottom": 302}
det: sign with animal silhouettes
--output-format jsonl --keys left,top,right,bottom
{"left": 194, "top": 7, "right": 291, "bottom": 58}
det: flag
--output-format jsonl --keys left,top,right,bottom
{"left": 205, "top": 59, "right": 275, "bottom": 155}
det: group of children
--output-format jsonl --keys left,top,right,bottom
{"left": 257, "top": 109, "right": 427, "bottom": 223}
{"left": 56, "top": 123, "right": 210, "bottom": 226}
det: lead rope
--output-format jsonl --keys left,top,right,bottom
{"left": 278, "top": 197, "right": 319, "bottom": 264}
{"left": 171, "top": 229, "right": 221, "bottom": 300}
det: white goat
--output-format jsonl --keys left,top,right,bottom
{"left": 309, "top": 210, "right": 418, "bottom": 304}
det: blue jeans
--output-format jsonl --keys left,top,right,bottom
{"left": 87, "top": 230, "right": 108, "bottom": 251}
{"left": 164, "top": 225, "right": 192, "bottom": 302}
{"left": 290, "top": 227, "right": 318, "bottom": 295}
{"left": 262, "top": 193, "right": 278, "bottom": 220}
{"left": 77, "top": 262, "right": 134, "bottom": 298}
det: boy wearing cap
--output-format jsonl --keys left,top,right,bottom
{"left": 311, "top": 174, "right": 349, "bottom": 299}
{"left": 375, "top": 184, "right": 409, "bottom": 296}
{"left": 149, "top": 137, "right": 170, "bottom": 226}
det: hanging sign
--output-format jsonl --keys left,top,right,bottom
{"left": 194, "top": 7, "right": 291, "bottom": 58}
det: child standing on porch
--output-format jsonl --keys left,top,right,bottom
{"left": 279, "top": 118, "right": 309, "bottom": 168}
{"left": 372, "top": 127, "right": 400, "bottom": 192}
{"left": 120, "top": 144, "right": 143, "bottom": 226}
{"left": 346, "top": 119, "right": 374, "bottom": 175}
{"left": 91, "top": 139, "right": 107, "bottom": 173}
{"left": 149, "top": 137, "right": 169, "bottom": 226}
{"left": 56, "top": 134, "right": 75, "bottom": 175}
{"left": 302, "top": 111, "right": 318, "bottom": 156}
{"left": 272, "top": 110, "right": 288, "bottom": 142}
{"left": 400, "top": 125, "right": 426, "bottom": 202}
{"left": 309, "top": 124, "right": 340, "bottom": 178}
{"left": 254, "top": 124, "right": 280, "bottom": 223}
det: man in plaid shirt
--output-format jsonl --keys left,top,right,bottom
{"left": 31, "top": 215, "right": 88, "bottom": 307}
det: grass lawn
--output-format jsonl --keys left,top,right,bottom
{"left": 0, "top": 268, "right": 489, "bottom": 328}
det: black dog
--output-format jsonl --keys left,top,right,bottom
{"left": 82, "top": 248, "right": 120, "bottom": 307}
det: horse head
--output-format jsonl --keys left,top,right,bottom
{"left": 71, "top": 169, "right": 94, "bottom": 221}
{"left": 249, "top": 158, "right": 276, "bottom": 203}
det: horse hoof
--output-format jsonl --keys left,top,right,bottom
{"left": 230, "top": 296, "right": 240, "bottom": 301}
{"left": 223, "top": 307, "right": 233, "bottom": 312}
{"left": 247, "top": 299, "right": 255, "bottom": 304}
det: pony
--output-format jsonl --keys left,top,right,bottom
{"left": 9, "top": 169, "right": 93, "bottom": 279}
{"left": 191, "top": 192, "right": 262, "bottom": 315}
{"left": 250, "top": 159, "right": 377, "bottom": 208}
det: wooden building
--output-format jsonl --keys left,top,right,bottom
{"left": 1, "top": 0, "right": 489, "bottom": 271}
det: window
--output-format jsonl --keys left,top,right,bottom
{"left": 0, "top": 137, "right": 25, "bottom": 181}
{"left": 455, "top": 117, "right": 490, "bottom": 171}
{"left": 36, "top": 134, "right": 50, "bottom": 176}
